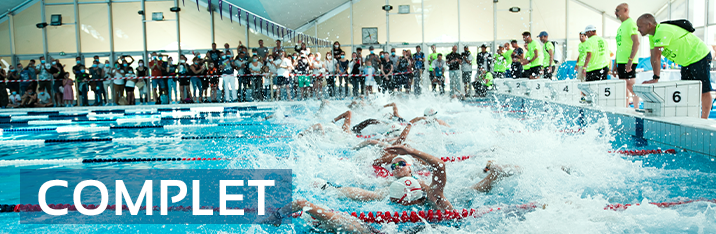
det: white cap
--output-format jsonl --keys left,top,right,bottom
{"left": 385, "top": 124, "right": 403, "bottom": 137}
{"left": 584, "top": 25, "right": 597, "bottom": 32}
{"left": 389, "top": 177, "right": 424, "bottom": 203}
{"left": 424, "top": 107, "right": 438, "bottom": 117}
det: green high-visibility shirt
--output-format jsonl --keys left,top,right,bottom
{"left": 649, "top": 23, "right": 710, "bottom": 67}
{"left": 428, "top": 53, "right": 439, "bottom": 71}
{"left": 584, "top": 35, "right": 609, "bottom": 72}
{"left": 543, "top": 41, "right": 554, "bottom": 66}
{"left": 527, "top": 40, "right": 544, "bottom": 67}
{"left": 484, "top": 72, "right": 493, "bottom": 87}
{"left": 615, "top": 17, "right": 640, "bottom": 64}
{"left": 494, "top": 53, "right": 507, "bottom": 72}
{"left": 577, "top": 42, "right": 587, "bottom": 67}
{"left": 504, "top": 49, "right": 513, "bottom": 65}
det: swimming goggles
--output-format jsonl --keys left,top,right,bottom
{"left": 390, "top": 161, "right": 410, "bottom": 170}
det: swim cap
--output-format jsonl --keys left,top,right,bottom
{"left": 392, "top": 155, "right": 414, "bottom": 166}
{"left": 424, "top": 108, "right": 438, "bottom": 117}
{"left": 385, "top": 124, "right": 403, "bottom": 137}
{"left": 389, "top": 177, "right": 424, "bottom": 204}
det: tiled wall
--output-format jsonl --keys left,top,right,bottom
{"left": 492, "top": 94, "right": 716, "bottom": 157}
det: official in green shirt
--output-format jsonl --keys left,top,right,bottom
{"left": 637, "top": 13, "right": 714, "bottom": 119}
{"left": 428, "top": 45, "right": 439, "bottom": 82}
{"left": 521, "top": 31, "right": 543, "bottom": 79}
{"left": 538, "top": 31, "right": 555, "bottom": 79}
{"left": 614, "top": 3, "right": 641, "bottom": 109}
{"left": 575, "top": 31, "right": 588, "bottom": 82}
{"left": 582, "top": 25, "right": 610, "bottom": 82}
{"left": 502, "top": 42, "right": 514, "bottom": 78}
{"left": 494, "top": 45, "right": 507, "bottom": 78}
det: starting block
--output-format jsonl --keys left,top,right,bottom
{"left": 504, "top": 78, "right": 529, "bottom": 96}
{"left": 493, "top": 79, "right": 510, "bottom": 94}
{"left": 633, "top": 81, "right": 702, "bottom": 117}
{"left": 577, "top": 80, "right": 627, "bottom": 107}
{"left": 517, "top": 79, "right": 550, "bottom": 99}
{"left": 546, "top": 79, "right": 581, "bottom": 103}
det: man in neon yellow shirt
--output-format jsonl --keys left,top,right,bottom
{"left": 521, "top": 31, "right": 543, "bottom": 79}
{"left": 428, "top": 45, "right": 439, "bottom": 87}
{"left": 538, "top": 31, "right": 555, "bottom": 79}
{"left": 502, "top": 42, "right": 514, "bottom": 78}
{"left": 582, "top": 25, "right": 610, "bottom": 81}
{"left": 523, "top": 41, "right": 532, "bottom": 78}
{"left": 494, "top": 45, "right": 507, "bottom": 78}
{"left": 637, "top": 13, "right": 714, "bottom": 119}
{"left": 574, "top": 31, "right": 588, "bottom": 82}
{"left": 614, "top": 3, "right": 641, "bottom": 109}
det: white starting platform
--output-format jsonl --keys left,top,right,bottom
{"left": 546, "top": 79, "right": 581, "bottom": 103}
{"left": 577, "top": 80, "right": 627, "bottom": 107}
{"left": 517, "top": 79, "right": 550, "bottom": 99}
{"left": 493, "top": 79, "right": 510, "bottom": 93}
{"left": 633, "top": 81, "right": 702, "bottom": 117}
{"left": 504, "top": 78, "right": 529, "bottom": 96}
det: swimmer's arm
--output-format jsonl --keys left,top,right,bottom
{"left": 383, "top": 102, "right": 400, "bottom": 118}
{"left": 352, "top": 140, "right": 388, "bottom": 150}
{"left": 435, "top": 119, "right": 451, "bottom": 127}
{"left": 392, "top": 117, "right": 424, "bottom": 145}
{"left": 385, "top": 145, "right": 447, "bottom": 187}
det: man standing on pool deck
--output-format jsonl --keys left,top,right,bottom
{"left": 637, "top": 14, "right": 714, "bottom": 119}
{"left": 538, "top": 31, "right": 555, "bottom": 79}
{"left": 582, "top": 25, "right": 610, "bottom": 82}
{"left": 521, "top": 32, "right": 543, "bottom": 79}
{"left": 613, "top": 3, "right": 641, "bottom": 109}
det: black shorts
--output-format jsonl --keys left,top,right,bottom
{"left": 617, "top": 63, "right": 637, "bottom": 79}
{"left": 529, "top": 66, "right": 542, "bottom": 77}
{"left": 681, "top": 53, "right": 713, "bottom": 93}
{"left": 179, "top": 77, "right": 190, "bottom": 86}
{"left": 586, "top": 67, "right": 609, "bottom": 82}
{"left": 209, "top": 77, "right": 219, "bottom": 85}
{"left": 462, "top": 71, "right": 472, "bottom": 83}
{"left": 277, "top": 76, "right": 289, "bottom": 86}
{"left": 543, "top": 66, "right": 554, "bottom": 78}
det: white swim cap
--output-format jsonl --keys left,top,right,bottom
{"left": 392, "top": 155, "right": 414, "bottom": 165}
{"left": 389, "top": 177, "right": 424, "bottom": 204}
{"left": 424, "top": 108, "right": 438, "bottom": 117}
{"left": 385, "top": 124, "right": 403, "bottom": 137}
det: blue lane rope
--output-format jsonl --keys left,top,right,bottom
{"left": 0, "top": 122, "right": 294, "bottom": 132}
{"left": 0, "top": 135, "right": 291, "bottom": 145}
{"left": 0, "top": 112, "right": 272, "bottom": 125}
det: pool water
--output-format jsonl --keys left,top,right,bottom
{"left": 1, "top": 95, "right": 715, "bottom": 233}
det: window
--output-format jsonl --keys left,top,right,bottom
{"left": 45, "top": 5, "right": 77, "bottom": 53}
{"left": 14, "top": 3, "right": 43, "bottom": 55}
{"left": 79, "top": 4, "right": 110, "bottom": 53}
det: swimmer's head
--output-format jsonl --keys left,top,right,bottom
{"left": 390, "top": 156, "right": 413, "bottom": 178}
{"left": 424, "top": 108, "right": 438, "bottom": 117}
{"left": 385, "top": 124, "right": 403, "bottom": 137}
{"left": 389, "top": 176, "right": 425, "bottom": 206}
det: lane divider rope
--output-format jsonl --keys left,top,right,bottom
{"left": 1, "top": 122, "right": 294, "bottom": 132}
{"left": 0, "top": 135, "right": 292, "bottom": 146}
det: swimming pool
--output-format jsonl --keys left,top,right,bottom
{"left": 1, "top": 95, "right": 715, "bottom": 233}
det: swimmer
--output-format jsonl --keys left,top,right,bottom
{"left": 300, "top": 110, "right": 404, "bottom": 136}
{"left": 315, "top": 145, "right": 517, "bottom": 209}
{"left": 261, "top": 198, "right": 426, "bottom": 234}
{"left": 383, "top": 102, "right": 406, "bottom": 122}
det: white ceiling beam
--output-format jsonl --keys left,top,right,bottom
{"left": 295, "top": 0, "right": 361, "bottom": 33}
{"left": 570, "top": 0, "right": 619, "bottom": 22}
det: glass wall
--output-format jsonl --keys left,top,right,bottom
{"left": 112, "top": 2, "right": 143, "bottom": 52}
{"left": 45, "top": 5, "right": 76, "bottom": 53}
{"left": 14, "top": 3, "right": 42, "bottom": 55}
{"left": 0, "top": 21, "right": 10, "bottom": 55}
{"left": 4, "top": 0, "right": 716, "bottom": 67}
{"left": 79, "top": 4, "right": 110, "bottom": 53}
